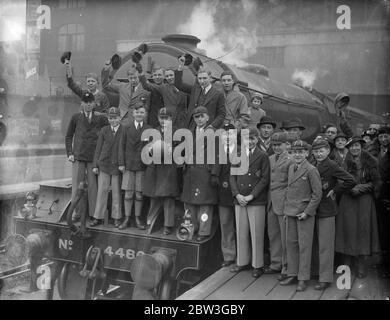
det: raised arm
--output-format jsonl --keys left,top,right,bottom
{"left": 65, "top": 61, "right": 83, "bottom": 98}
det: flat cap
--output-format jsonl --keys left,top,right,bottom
{"left": 192, "top": 106, "right": 208, "bottom": 116}
{"left": 291, "top": 139, "right": 310, "bottom": 150}
{"left": 271, "top": 132, "right": 288, "bottom": 144}
{"left": 158, "top": 107, "right": 173, "bottom": 118}
{"left": 311, "top": 139, "right": 330, "bottom": 150}
{"left": 283, "top": 117, "right": 305, "bottom": 130}
{"left": 248, "top": 127, "right": 259, "bottom": 138}
{"left": 378, "top": 126, "right": 390, "bottom": 135}
{"left": 108, "top": 107, "right": 120, "bottom": 117}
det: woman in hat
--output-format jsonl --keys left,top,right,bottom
{"left": 330, "top": 133, "right": 349, "bottom": 168}
{"left": 335, "top": 136, "right": 381, "bottom": 278}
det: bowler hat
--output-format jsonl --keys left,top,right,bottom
{"left": 108, "top": 107, "right": 120, "bottom": 117}
{"left": 137, "top": 43, "right": 148, "bottom": 55}
{"left": 158, "top": 107, "right": 173, "bottom": 118}
{"left": 192, "top": 106, "right": 208, "bottom": 117}
{"left": 346, "top": 136, "right": 366, "bottom": 148}
{"left": 131, "top": 43, "right": 148, "bottom": 64}
{"left": 291, "top": 140, "right": 310, "bottom": 150}
{"left": 271, "top": 132, "right": 288, "bottom": 144}
{"left": 334, "top": 133, "right": 348, "bottom": 141}
{"left": 111, "top": 54, "right": 122, "bottom": 70}
{"left": 283, "top": 118, "right": 306, "bottom": 130}
{"left": 81, "top": 92, "right": 95, "bottom": 103}
{"left": 60, "top": 51, "right": 71, "bottom": 64}
{"left": 257, "top": 116, "right": 276, "bottom": 129}
{"left": 311, "top": 139, "right": 330, "bottom": 150}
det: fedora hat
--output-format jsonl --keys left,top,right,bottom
{"left": 283, "top": 118, "right": 305, "bottom": 130}
{"left": 111, "top": 53, "right": 122, "bottom": 70}
{"left": 257, "top": 116, "right": 276, "bottom": 129}
{"left": 60, "top": 51, "right": 71, "bottom": 64}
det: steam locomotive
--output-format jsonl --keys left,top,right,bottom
{"left": 4, "top": 34, "right": 387, "bottom": 300}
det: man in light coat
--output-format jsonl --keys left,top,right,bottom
{"left": 280, "top": 140, "right": 322, "bottom": 292}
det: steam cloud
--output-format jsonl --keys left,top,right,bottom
{"left": 291, "top": 69, "right": 317, "bottom": 90}
{"left": 177, "top": 0, "right": 260, "bottom": 67}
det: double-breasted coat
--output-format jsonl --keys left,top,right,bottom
{"left": 181, "top": 128, "right": 218, "bottom": 205}
{"left": 143, "top": 126, "right": 180, "bottom": 198}
{"left": 92, "top": 125, "right": 123, "bottom": 175}
{"left": 230, "top": 147, "right": 270, "bottom": 206}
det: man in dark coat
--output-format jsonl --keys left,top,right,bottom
{"left": 175, "top": 57, "right": 226, "bottom": 130}
{"left": 311, "top": 139, "right": 356, "bottom": 290}
{"left": 90, "top": 107, "right": 123, "bottom": 227}
{"left": 118, "top": 103, "right": 152, "bottom": 230}
{"left": 181, "top": 106, "right": 219, "bottom": 241}
{"left": 139, "top": 67, "right": 187, "bottom": 129}
{"left": 230, "top": 127, "right": 270, "bottom": 278}
{"left": 212, "top": 123, "right": 237, "bottom": 267}
{"left": 256, "top": 116, "right": 276, "bottom": 156}
{"left": 144, "top": 108, "right": 180, "bottom": 235}
{"left": 64, "top": 59, "right": 109, "bottom": 113}
{"left": 65, "top": 92, "right": 109, "bottom": 219}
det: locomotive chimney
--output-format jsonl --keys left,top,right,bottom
{"left": 161, "top": 34, "right": 201, "bottom": 50}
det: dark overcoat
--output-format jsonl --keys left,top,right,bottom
{"left": 143, "top": 126, "right": 180, "bottom": 198}
{"left": 335, "top": 150, "right": 381, "bottom": 256}
{"left": 93, "top": 125, "right": 123, "bottom": 175}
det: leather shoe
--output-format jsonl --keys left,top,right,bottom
{"left": 221, "top": 260, "right": 234, "bottom": 268}
{"left": 135, "top": 217, "right": 146, "bottom": 230}
{"left": 314, "top": 282, "right": 330, "bottom": 290}
{"left": 264, "top": 266, "right": 281, "bottom": 274}
{"left": 89, "top": 219, "right": 102, "bottom": 227}
{"left": 230, "top": 264, "right": 250, "bottom": 273}
{"left": 279, "top": 276, "right": 298, "bottom": 286}
{"left": 114, "top": 219, "right": 121, "bottom": 228}
{"left": 118, "top": 217, "right": 130, "bottom": 230}
{"left": 252, "top": 268, "right": 264, "bottom": 278}
{"left": 163, "top": 226, "right": 172, "bottom": 235}
{"left": 296, "top": 280, "right": 307, "bottom": 292}
{"left": 278, "top": 273, "right": 288, "bottom": 281}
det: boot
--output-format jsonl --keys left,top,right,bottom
{"left": 135, "top": 216, "right": 146, "bottom": 230}
{"left": 118, "top": 217, "right": 130, "bottom": 230}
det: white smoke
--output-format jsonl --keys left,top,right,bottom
{"left": 291, "top": 69, "right": 317, "bottom": 90}
{"left": 177, "top": 0, "right": 260, "bottom": 67}
{"left": 291, "top": 68, "right": 330, "bottom": 90}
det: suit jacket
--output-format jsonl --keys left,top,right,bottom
{"left": 118, "top": 121, "right": 152, "bottom": 171}
{"left": 268, "top": 151, "right": 294, "bottom": 215}
{"left": 257, "top": 137, "right": 274, "bottom": 156}
{"left": 174, "top": 70, "right": 226, "bottom": 130}
{"left": 140, "top": 75, "right": 188, "bottom": 128}
{"left": 93, "top": 125, "right": 123, "bottom": 175}
{"left": 101, "top": 68, "right": 151, "bottom": 119}
{"left": 313, "top": 157, "right": 356, "bottom": 218}
{"left": 230, "top": 147, "right": 270, "bottom": 206}
{"left": 65, "top": 112, "right": 109, "bottom": 162}
{"left": 283, "top": 159, "right": 322, "bottom": 217}
{"left": 223, "top": 90, "right": 250, "bottom": 129}
{"left": 66, "top": 76, "right": 110, "bottom": 113}
{"left": 138, "top": 76, "right": 164, "bottom": 128}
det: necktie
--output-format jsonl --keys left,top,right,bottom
{"left": 275, "top": 154, "right": 279, "bottom": 162}
{"left": 294, "top": 164, "right": 298, "bottom": 172}
{"left": 86, "top": 112, "right": 91, "bottom": 123}
{"left": 112, "top": 128, "right": 115, "bottom": 135}
{"left": 137, "top": 123, "right": 141, "bottom": 131}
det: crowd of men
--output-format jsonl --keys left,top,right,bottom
{"left": 63, "top": 54, "right": 390, "bottom": 293}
